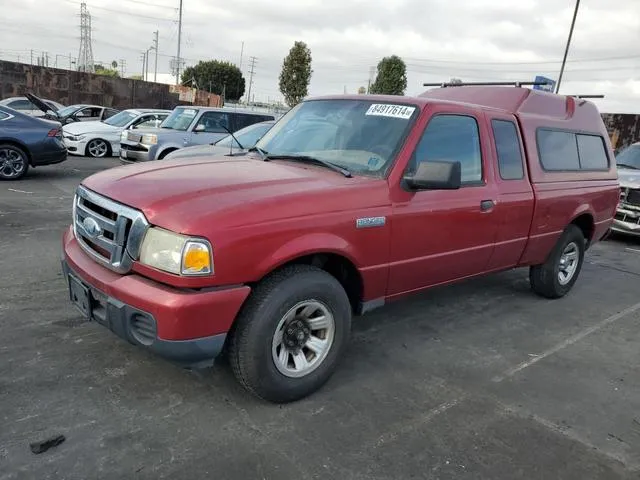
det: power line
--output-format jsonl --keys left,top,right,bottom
{"left": 124, "top": 0, "right": 177, "bottom": 9}
{"left": 63, "top": 0, "right": 176, "bottom": 22}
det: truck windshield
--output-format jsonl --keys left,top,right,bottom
{"left": 160, "top": 108, "right": 199, "bottom": 131}
{"left": 254, "top": 99, "right": 419, "bottom": 176}
{"left": 616, "top": 144, "right": 640, "bottom": 170}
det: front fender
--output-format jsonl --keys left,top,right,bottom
{"left": 255, "top": 232, "right": 361, "bottom": 279}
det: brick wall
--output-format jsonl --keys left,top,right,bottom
{"left": 602, "top": 113, "right": 640, "bottom": 151}
{"left": 0, "top": 60, "right": 181, "bottom": 109}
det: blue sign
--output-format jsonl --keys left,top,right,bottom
{"left": 533, "top": 75, "right": 556, "bottom": 92}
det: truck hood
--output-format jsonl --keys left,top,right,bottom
{"left": 63, "top": 121, "right": 119, "bottom": 135}
{"left": 81, "top": 155, "right": 387, "bottom": 234}
{"left": 618, "top": 168, "right": 640, "bottom": 188}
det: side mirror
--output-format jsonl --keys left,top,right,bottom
{"left": 403, "top": 160, "right": 461, "bottom": 190}
{"left": 194, "top": 124, "right": 205, "bottom": 132}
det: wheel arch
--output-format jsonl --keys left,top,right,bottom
{"left": 569, "top": 210, "right": 595, "bottom": 246}
{"left": 250, "top": 234, "right": 365, "bottom": 315}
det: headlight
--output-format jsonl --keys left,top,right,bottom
{"left": 139, "top": 227, "right": 213, "bottom": 276}
{"left": 68, "top": 135, "right": 85, "bottom": 141}
{"left": 120, "top": 130, "right": 127, "bottom": 141}
{"left": 141, "top": 134, "right": 157, "bottom": 145}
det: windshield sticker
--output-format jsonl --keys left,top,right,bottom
{"left": 182, "top": 109, "right": 197, "bottom": 116}
{"left": 366, "top": 104, "right": 415, "bottom": 119}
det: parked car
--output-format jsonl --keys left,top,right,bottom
{"left": 0, "top": 96, "right": 65, "bottom": 117}
{"left": 63, "top": 109, "right": 171, "bottom": 158}
{"left": 164, "top": 120, "right": 275, "bottom": 160}
{"left": 61, "top": 87, "right": 618, "bottom": 402}
{"left": 26, "top": 93, "right": 120, "bottom": 126}
{"left": 0, "top": 105, "right": 67, "bottom": 180}
{"left": 612, "top": 142, "right": 640, "bottom": 236}
{"left": 119, "top": 106, "right": 275, "bottom": 163}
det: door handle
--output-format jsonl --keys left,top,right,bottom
{"left": 480, "top": 200, "right": 495, "bottom": 212}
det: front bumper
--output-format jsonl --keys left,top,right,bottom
{"left": 63, "top": 137, "right": 88, "bottom": 155}
{"left": 119, "top": 141, "right": 155, "bottom": 163}
{"left": 62, "top": 227, "right": 251, "bottom": 367}
{"left": 612, "top": 205, "right": 640, "bottom": 237}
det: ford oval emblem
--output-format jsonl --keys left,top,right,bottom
{"left": 82, "top": 217, "right": 102, "bottom": 239}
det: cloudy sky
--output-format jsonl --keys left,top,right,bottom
{"left": 1, "top": 0, "right": 639, "bottom": 112}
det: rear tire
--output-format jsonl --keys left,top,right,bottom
{"left": 228, "top": 265, "right": 352, "bottom": 403}
{"left": 0, "top": 144, "right": 29, "bottom": 180}
{"left": 530, "top": 224, "right": 585, "bottom": 299}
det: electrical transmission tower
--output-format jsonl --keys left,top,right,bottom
{"left": 246, "top": 56, "right": 257, "bottom": 105}
{"left": 119, "top": 59, "right": 126, "bottom": 77}
{"left": 77, "top": 2, "right": 95, "bottom": 72}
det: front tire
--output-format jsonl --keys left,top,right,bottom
{"left": 86, "top": 139, "right": 111, "bottom": 158}
{"left": 530, "top": 224, "right": 586, "bottom": 299}
{"left": 0, "top": 144, "right": 29, "bottom": 180}
{"left": 229, "top": 265, "right": 352, "bottom": 403}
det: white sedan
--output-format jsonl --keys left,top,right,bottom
{"left": 62, "top": 108, "right": 170, "bottom": 158}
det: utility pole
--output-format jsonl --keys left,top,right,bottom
{"left": 69, "top": 54, "right": 74, "bottom": 70}
{"left": 145, "top": 45, "right": 154, "bottom": 81}
{"left": 556, "top": 0, "right": 580, "bottom": 94}
{"left": 247, "top": 56, "right": 257, "bottom": 106}
{"left": 175, "top": 0, "right": 183, "bottom": 84}
{"left": 239, "top": 41, "right": 244, "bottom": 70}
{"left": 141, "top": 52, "right": 146, "bottom": 79}
{"left": 30, "top": 50, "right": 33, "bottom": 65}
{"left": 153, "top": 30, "right": 159, "bottom": 82}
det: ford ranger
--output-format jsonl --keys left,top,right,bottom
{"left": 61, "top": 86, "right": 619, "bottom": 403}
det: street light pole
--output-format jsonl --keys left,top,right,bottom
{"left": 556, "top": 0, "right": 580, "bottom": 94}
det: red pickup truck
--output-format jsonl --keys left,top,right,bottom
{"left": 61, "top": 86, "right": 619, "bottom": 402}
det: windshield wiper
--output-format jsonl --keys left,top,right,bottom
{"left": 617, "top": 163, "right": 639, "bottom": 170}
{"left": 248, "top": 146, "right": 268, "bottom": 160}
{"left": 264, "top": 154, "right": 352, "bottom": 178}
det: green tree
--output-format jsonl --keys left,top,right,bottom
{"left": 180, "top": 60, "right": 245, "bottom": 101}
{"left": 369, "top": 55, "right": 407, "bottom": 95}
{"left": 129, "top": 74, "right": 143, "bottom": 80}
{"left": 94, "top": 63, "right": 119, "bottom": 77}
{"left": 279, "top": 41, "right": 312, "bottom": 107}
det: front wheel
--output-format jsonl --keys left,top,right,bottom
{"left": 530, "top": 224, "right": 586, "bottom": 299}
{"left": 228, "top": 265, "right": 352, "bottom": 403}
{"left": 86, "top": 139, "right": 111, "bottom": 158}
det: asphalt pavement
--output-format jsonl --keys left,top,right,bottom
{"left": 1, "top": 156, "right": 640, "bottom": 480}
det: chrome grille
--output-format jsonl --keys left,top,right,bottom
{"left": 73, "top": 185, "right": 149, "bottom": 273}
{"left": 627, "top": 188, "right": 640, "bottom": 207}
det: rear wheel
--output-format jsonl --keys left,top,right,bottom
{"left": 86, "top": 139, "right": 111, "bottom": 158}
{"left": 530, "top": 224, "right": 586, "bottom": 299}
{"left": 228, "top": 265, "right": 352, "bottom": 403}
{"left": 0, "top": 144, "right": 29, "bottom": 180}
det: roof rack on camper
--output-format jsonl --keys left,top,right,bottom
{"left": 422, "top": 81, "right": 549, "bottom": 88}
{"left": 421, "top": 82, "right": 605, "bottom": 100}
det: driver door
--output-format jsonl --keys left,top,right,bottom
{"left": 388, "top": 107, "right": 499, "bottom": 296}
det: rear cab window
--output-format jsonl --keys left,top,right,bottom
{"left": 537, "top": 129, "right": 609, "bottom": 171}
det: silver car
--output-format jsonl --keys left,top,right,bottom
{"left": 613, "top": 142, "right": 640, "bottom": 237}
{"left": 165, "top": 120, "right": 275, "bottom": 160}
{"left": 119, "top": 106, "right": 275, "bottom": 163}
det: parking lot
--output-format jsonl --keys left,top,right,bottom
{"left": 1, "top": 156, "right": 639, "bottom": 479}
